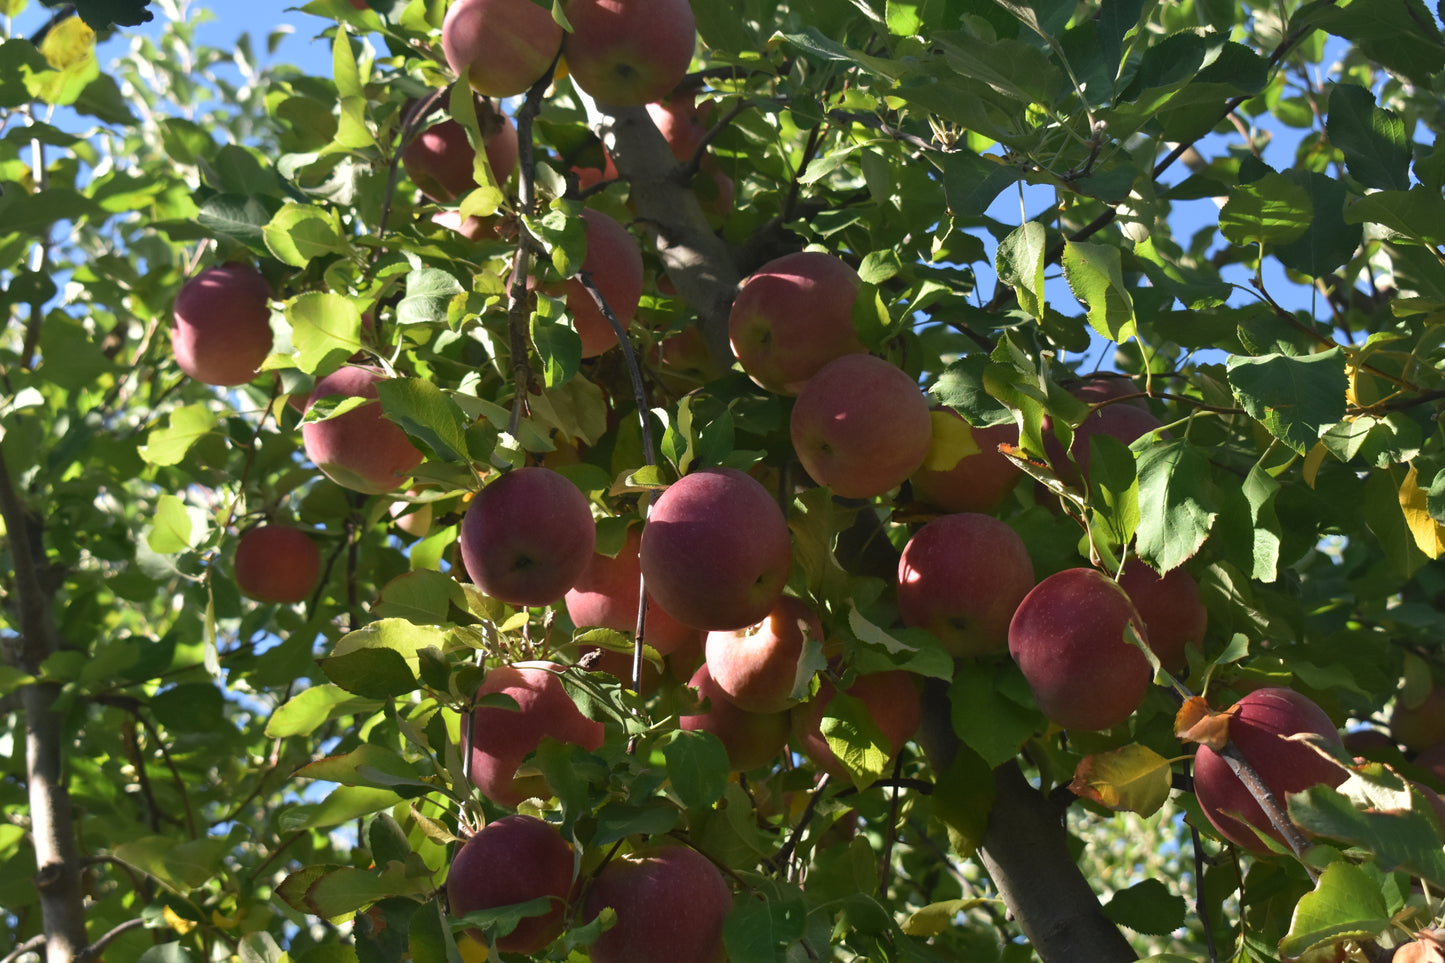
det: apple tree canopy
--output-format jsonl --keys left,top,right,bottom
{"left": 4, "top": 0, "right": 1445, "bottom": 960}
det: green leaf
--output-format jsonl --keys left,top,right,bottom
{"left": 1273, "top": 170, "right": 1362, "bottom": 279}
{"left": 72, "top": 0, "right": 155, "bottom": 29}
{"left": 264, "top": 203, "right": 347, "bottom": 268}
{"left": 1134, "top": 440, "right": 1219, "bottom": 573}
{"left": 1294, "top": 0, "right": 1445, "bottom": 87}
{"left": 285, "top": 292, "right": 363, "bottom": 376}
{"left": 1227, "top": 348, "right": 1348, "bottom": 454}
{"left": 1290, "top": 784, "right": 1445, "bottom": 887}
{"left": 376, "top": 378, "right": 469, "bottom": 463}
{"left": 1326, "top": 84, "right": 1411, "bottom": 191}
{"left": 147, "top": 493, "right": 196, "bottom": 555}
{"left": 268, "top": 685, "right": 372, "bottom": 738}
{"left": 820, "top": 692, "right": 892, "bottom": 790}
{"left": 297, "top": 743, "right": 434, "bottom": 793}
{"left": 1218, "top": 171, "right": 1313, "bottom": 247}
{"left": 663, "top": 728, "right": 730, "bottom": 810}
{"left": 949, "top": 662, "right": 1041, "bottom": 767}
{"left": 722, "top": 896, "right": 807, "bottom": 960}
{"left": 1088, "top": 433, "right": 1140, "bottom": 550}
{"left": 280, "top": 786, "right": 403, "bottom": 831}
{"left": 1102, "top": 879, "right": 1188, "bottom": 936}
{"left": 397, "top": 268, "right": 464, "bottom": 327}
{"left": 196, "top": 193, "right": 283, "bottom": 253}
{"left": 1062, "top": 240, "right": 1136, "bottom": 342}
{"left": 928, "top": 355, "right": 1015, "bottom": 428}
{"left": 1241, "top": 464, "right": 1282, "bottom": 583}
{"left": 996, "top": 222, "right": 1047, "bottom": 319}
{"left": 139, "top": 404, "right": 218, "bottom": 467}
{"left": 1344, "top": 186, "right": 1445, "bottom": 245}
{"left": 1278, "top": 860, "right": 1392, "bottom": 959}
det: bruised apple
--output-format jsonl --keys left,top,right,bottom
{"left": 680, "top": 663, "right": 790, "bottom": 772}
{"left": 465, "top": 663, "right": 605, "bottom": 807}
{"left": 171, "top": 264, "right": 274, "bottom": 387}
{"left": 442, "top": 0, "right": 563, "bottom": 98}
{"left": 1007, "top": 568, "right": 1151, "bottom": 731}
{"left": 447, "top": 814, "right": 573, "bottom": 954}
{"left": 638, "top": 467, "right": 792, "bottom": 631}
{"left": 459, "top": 467, "right": 596, "bottom": 607}
{"left": 1192, "top": 687, "right": 1345, "bottom": 853}
{"left": 583, "top": 844, "right": 731, "bottom": 963}
{"left": 728, "top": 250, "right": 866, "bottom": 396}
{"left": 897, "top": 513, "right": 1035, "bottom": 657}
{"left": 562, "top": 0, "right": 696, "bottom": 107}
{"left": 790, "top": 353, "right": 933, "bottom": 499}
{"left": 564, "top": 525, "right": 702, "bottom": 655}
{"left": 704, "top": 595, "right": 821, "bottom": 713}
{"left": 234, "top": 524, "right": 321, "bottom": 604}
{"left": 302, "top": 366, "right": 425, "bottom": 495}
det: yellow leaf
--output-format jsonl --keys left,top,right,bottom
{"left": 163, "top": 904, "right": 197, "bottom": 935}
{"left": 1400, "top": 464, "right": 1445, "bottom": 559}
{"left": 920, "top": 409, "right": 981, "bottom": 472}
{"left": 901, "top": 898, "right": 991, "bottom": 937}
{"left": 39, "top": 16, "right": 95, "bottom": 70}
{"left": 1302, "top": 441, "right": 1329, "bottom": 489}
{"left": 1069, "top": 744, "right": 1173, "bottom": 817}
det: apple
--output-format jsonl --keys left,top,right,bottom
{"left": 909, "top": 408, "right": 1022, "bottom": 515}
{"left": 1192, "top": 687, "right": 1345, "bottom": 853}
{"left": 727, "top": 251, "right": 866, "bottom": 396}
{"left": 1391, "top": 685, "right": 1445, "bottom": 753}
{"left": 1046, "top": 395, "right": 1166, "bottom": 486}
{"left": 171, "top": 264, "right": 274, "bottom": 387}
{"left": 1413, "top": 742, "right": 1445, "bottom": 784}
{"left": 402, "top": 105, "right": 518, "bottom": 204}
{"left": 1007, "top": 568, "right": 1152, "bottom": 731}
{"left": 442, "top": 0, "right": 564, "bottom": 98}
{"left": 1116, "top": 558, "right": 1207, "bottom": 674}
{"left": 792, "top": 671, "right": 922, "bottom": 781}
{"left": 465, "top": 663, "right": 606, "bottom": 807}
{"left": 447, "top": 814, "right": 573, "bottom": 954}
{"left": 233, "top": 524, "right": 321, "bottom": 604}
{"left": 583, "top": 844, "right": 731, "bottom": 963}
{"left": 562, "top": 0, "right": 697, "bottom": 107}
{"left": 561, "top": 208, "right": 644, "bottom": 357}
{"left": 459, "top": 467, "right": 596, "bottom": 607}
{"left": 565, "top": 525, "right": 702, "bottom": 656}
{"left": 897, "top": 513, "right": 1035, "bottom": 658}
{"left": 638, "top": 467, "right": 792, "bottom": 631}
{"left": 790, "top": 353, "right": 933, "bottom": 499}
{"left": 302, "top": 366, "right": 425, "bottom": 495}
{"left": 388, "top": 489, "right": 434, "bottom": 538}
{"left": 680, "top": 663, "right": 791, "bottom": 771}
{"left": 1068, "top": 373, "right": 1149, "bottom": 410}
{"left": 645, "top": 89, "right": 709, "bottom": 161}
{"left": 704, "top": 595, "right": 821, "bottom": 714}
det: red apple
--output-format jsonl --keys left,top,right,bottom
{"left": 728, "top": 251, "right": 866, "bottom": 396}
{"left": 1116, "top": 558, "right": 1207, "bottom": 674}
{"left": 564, "top": 525, "right": 702, "bottom": 656}
{"left": 171, "top": 264, "right": 274, "bottom": 387}
{"left": 645, "top": 90, "right": 709, "bottom": 161}
{"left": 1046, "top": 396, "right": 1166, "bottom": 486}
{"left": 561, "top": 208, "right": 644, "bottom": 357}
{"left": 790, "top": 353, "right": 933, "bottom": 499}
{"left": 234, "top": 524, "right": 321, "bottom": 604}
{"left": 680, "top": 663, "right": 791, "bottom": 771}
{"left": 909, "top": 408, "right": 1022, "bottom": 515}
{"left": 465, "top": 663, "right": 606, "bottom": 807}
{"left": 442, "top": 0, "right": 564, "bottom": 98}
{"left": 403, "top": 107, "right": 518, "bottom": 204}
{"left": 1192, "top": 687, "right": 1345, "bottom": 853}
{"left": 447, "top": 814, "right": 573, "bottom": 954}
{"left": 583, "top": 845, "right": 731, "bottom": 963}
{"left": 459, "top": 467, "right": 596, "bottom": 607}
{"left": 1391, "top": 685, "right": 1445, "bottom": 753}
{"left": 638, "top": 467, "right": 792, "bottom": 631}
{"left": 302, "top": 366, "right": 425, "bottom": 495}
{"left": 897, "top": 513, "right": 1035, "bottom": 658}
{"left": 792, "top": 671, "right": 922, "bottom": 781}
{"left": 1007, "top": 568, "right": 1151, "bottom": 731}
{"left": 388, "top": 489, "right": 434, "bottom": 538}
{"left": 562, "top": 0, "right": 696, "bottom": 107}
{"left": 704, "top": 595, "right": 821, "bottom": 713}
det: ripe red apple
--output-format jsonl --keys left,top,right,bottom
{"left": 728, "top": 251, "right": 866, "bottom": 396}
{"left": 1116, "top": 558, "right": 1207, "bottom": 673}
{"left": 645, "top": 89, "right": 709, "bottom": 161}
{"left": 402, "top": 106, "right": 518, "bottom": 204}
{"left": 447, "top": 814, "right": 573, "bottom": 954}
{"left": 302, "top": 366, "right": 425, "bottom": 495}
{"left": 1007, "top": 568, "right": 1152, "bottom": 731}
{"left": 459, "top": 467, "right": 596, "bottom": 607}
{"left": 704, "top": 595, "right": 821, "bottom": 714}
{"left": 790, "top": 353, "right": 933, "bottom": 499}
{"left": 680, "top": 663, "right": 791, "bottom": 771}
{"left": 1391, "top": 685, "right": 1445, "bottom": 753}
{"left": 564, "top": 525, "right": 702, "bottom": 656}
{"left": 583, "top": 845, "right": 731, "bottom": 963}
{"left": 234, "top": 524, "right": 321, "bottom": 604}
{"left": 909, "top": 408, "right": 1022, "bottom": 515}
{"left": 442, "top": 0, "right": 564, "bottom": 98}
{"left": 1192, "top": 687, "right": 1345, "bottom": 853}
{"left": 1045, "top": 396, "right": 1166, "bottom": 486}
{"left": 638, "top": 467, "right": 792, "bottom": 631}
{"left": 171, "top": 264, "right": 274, "bottom": 387}
{"left": 562, "top": 0, "right": 696, "bottom": 107}
{"left": 793, "top": 671, "right": 921, "bottom": 781}
{"left": 465, "top": 663, "right": 606, "bottom": 807}
{"left": 562, "top": 208, "right": 644, "bottom": 357}
{"left": 897, "top": 513, "right": 1035, "bottom": 658}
